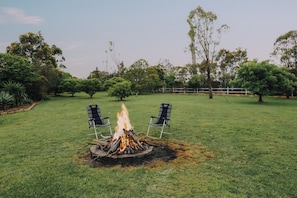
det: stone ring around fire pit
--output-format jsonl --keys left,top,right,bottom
{"left": 90, "top": 129, "right": 154, "bottom": 159}
{"left": 90, "top": 104, "right": 155, "bottom": 163}
{"left": 90, "top": 144, "right": 154, "bottom": 159}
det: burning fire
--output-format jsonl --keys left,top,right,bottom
{"left": 90, "top": 103, "right": 153, "bottom": 158}
{"left": 105, "top": 104, "right": 145, "bottom": 155}
{"left": 113, "top": 104, "right": 133, "bottom": 140}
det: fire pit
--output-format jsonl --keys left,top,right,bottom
{"left": 90, "top": 104, "right": 154, "bottom": 161}
{"left": 85, "top": 104, "right": 211, "bottom": 168}
{"left": 90, "top": 130, "right": 153, "bottom": 159}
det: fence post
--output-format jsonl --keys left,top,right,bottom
{"left": 227, "top": 87, "right": 229, "bottom": 94}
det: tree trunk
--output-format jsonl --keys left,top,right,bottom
{"left": 258, "top": 94, "right": 263, "bottom": 103}
{"left": 191, "top": 46, "right": 196, "bottom": 66}
{"left": 286, "top": 92, "right": 290, "bottom": 99}
{"left": 207, "top": 64, "right": 213, "bottom": 99}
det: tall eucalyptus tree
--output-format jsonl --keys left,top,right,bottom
{"left": 187, "top": 6, "right": 229, "bottom": 98}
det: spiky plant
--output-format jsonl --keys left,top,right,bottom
{"left": 3, "top": 81, "right": 28, "bottom": 107}
{"left": 0, "top": 91, "right": 14, "bottom": 110}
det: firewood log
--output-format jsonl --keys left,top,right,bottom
{"left": 109, "top": 138, "right": 121, "bottom": 153}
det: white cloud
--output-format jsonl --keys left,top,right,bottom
{"left": 0, "top": 7, "right": 43, "bottom": 25}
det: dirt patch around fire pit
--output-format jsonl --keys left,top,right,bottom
{"left": 80, "top": 138, "right": 214, "bottom": 168}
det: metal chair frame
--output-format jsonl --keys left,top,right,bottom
{"left": 87, "top": 104, "right": 113, "bottom": 140}
{"left": 147, "top": 103, "right": 172, "bottom": 139}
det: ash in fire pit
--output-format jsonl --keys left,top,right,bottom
{"left": 90, "top": 104, "right": 155, "bottom": 162}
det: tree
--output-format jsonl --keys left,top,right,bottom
{"left": 173, "top": 66, "right": 188, "bottom": 87}
{"left": 79, "top": 78, "right": 103, "bottom": 98}
{"left": 62, "top": 78, "right": 81, "bottom": 96}
{"left": 44, "top": 66, "right": 65, "bottom": 96}
{"left": 6, "top": 31, "right": 65, "bottom": 97}
{"left": 144, "top": 66, "right": 165, "bottom": 92}
{"left": 106, "top": 41, "right": 124, "bottom": 76}
{"left": 123, "top": 59, "right": 164, "bottom": 94}
{"left": 157, "top": 59, "right": 174, "bottom": 76}
{"left": 234, "top": 61, "right": 296, "bottom": 102}
{"left": 0, "top": 53, "right": 40, "bottom": 100}
{"left": 88, "top": 67, "right": 111, "bottom": 81}
{"left": 187, "top": 74, "right": 203, "bottom": 89}
{"left": 272, "top": 30, "right": 297, "bottom": 68}
{"left": 164, "top": 73, "right": 176, "bottom": 88}
{"left": 123, "top": 59, "right": 148, "bottom": 93}
{"left": 6, "top": 31, "right": 65, "bottom": 69}
{"left": 188, "top": 6, "right": 229, "bottom": 98}
{"left": 103, "top": 77, "right": 126, "bottom": 91}
{"left": 108, "top": 81, "right": 132, "bottom": 101}
{"left": 216, "top": 48, "right": 248, "bottom": 87}
{"left": 187, "top": 14, "right": 197, "bottom": 67}
{"left": 186, "top": 63, "right": 198, "bottom": 76}
{"left": 273, "top": 67, "right": 297, "bottom": 98}
{"left": 272, "top": 30, "right": 297, "bottom": 96}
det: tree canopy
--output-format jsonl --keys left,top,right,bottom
{"left": 215, "top": 48, "right": 248, "bottom": 87}
{"left": 272, "top": 30, "right": 297, "bottom": 68}
{"left": 123, "top": 59, "right": 164, "bottom": 94}
{"left": 0, "top": 53, "right": 41, "bottom": 100}
{"left": 108, "top": 81, "right": 132, "bottom": 101}
{"left": 62, "top": 78, "right": 81, "bottom": 97}
{"left": 6, "top": 31, "right": 66, "bottom": 98}
{"left": 79, "top": 78, "right": 103, "bottom": 98}
{"left": 187, "top": 6, "right": 229, "bottom": 98}
{"left": 234, "top": 61, "right": 296, "bottom": 102}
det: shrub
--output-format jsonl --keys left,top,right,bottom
{"left": 108, "top": 81, "right": 132, "bottom": 100}
{"left": 3, "top": 81, "right": 28, "bottom": 106}
{"left": 0, "top": 91, "right": 14, "bottom": 110}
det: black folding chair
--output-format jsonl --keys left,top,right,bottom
{"left": 87, "top": 104, "right": 112, "bottom": 140}
{"left": 147, "top": 103, "right": 172, "bottom": 139}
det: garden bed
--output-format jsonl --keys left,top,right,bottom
{"left": 0, "top": 102, "right": 38, "bottom": 115}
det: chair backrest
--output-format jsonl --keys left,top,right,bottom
{"left": 87, "top": 105, "right": 105, "bottom": 125}
{"left": 155, "top": 103, "right": 172, "bottom": 125}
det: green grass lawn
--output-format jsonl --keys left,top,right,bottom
{"left": 0, "top": 92, "right": 296, "bottom": 197}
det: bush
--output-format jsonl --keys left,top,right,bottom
{"left": 3, "top": 81, "right": 28, "bottom": 107}
{"left": 79, "top": 78, "right": 103, "bottom": 98}
{"left": 108, "top": 81, "right": 132, "bottom": 100}
{"left": 103, "top": 77, "right": 126, "bottom": 91}
{"left": 0, "top": 91, "right": 14, "bottom": 110}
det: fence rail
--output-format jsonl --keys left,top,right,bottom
{"left": 159, "top": 87, "right": 250, "bottom": 95}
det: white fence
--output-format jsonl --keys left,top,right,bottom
{"left": 159, "top": 87, "right": 250, "bottom": 95}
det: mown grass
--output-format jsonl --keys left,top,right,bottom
{"left": 0, "top": 92, "right": 296, "bottom": 197}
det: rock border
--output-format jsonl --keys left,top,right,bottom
{"left": 0, "top": 102, "right": 38, "bottom": 115}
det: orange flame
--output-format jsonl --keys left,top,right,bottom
{"left": 113, "top": 104, "right": 133, "bottom": 140}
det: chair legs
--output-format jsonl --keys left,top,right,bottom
{"left": 146, "top": 121, "right": 171, "bottom": 139}
{"left": 90, "top": 120, "right": 113, "bottom": 140}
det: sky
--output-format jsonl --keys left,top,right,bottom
{"left": 0, "top": 0, "right": 296, "bottom": 78}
